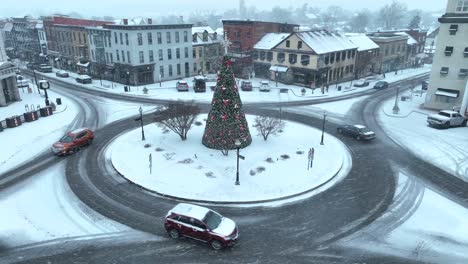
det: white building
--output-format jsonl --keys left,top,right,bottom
{"left": 36, "top": 21, "right": 48, "bottom": 59}
{"left": 425, "top": 0, "right": 468, "bottom": 112}
{"left": 103, "top": 18, "right": 193, "bottom": 85}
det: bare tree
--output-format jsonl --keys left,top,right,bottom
{"left": 378, "top": 1, "right": 407, "bottom": 29}
{"left": 154, "top": 101, "right": 200, "bottom": 141}
{"left": 350, "top": 11, "right": 370, "bottom": 33}
{"left": 253, "top": 115, "right": 285, "bottom": 141}
{"left": 408, "top": 13, "right": 421, "bottom": 29}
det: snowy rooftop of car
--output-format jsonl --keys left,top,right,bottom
{"left": 171, "top": 203, "right": 209, "bottom": 220}
{"left": 354, "top": 125, "right": 366, "bottom": 129}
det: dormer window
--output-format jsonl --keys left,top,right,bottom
{"left": 445, "top": 46, "right": 454, "bottom": 56}
{"left": 213, "top": 32, "right": 217, "bottom": 40}
{"left": 192, "top": 34, "right": 197, "bottom": 42}
{"left": 286, "top": 40, "right": 290, "bottom": 48}
{"left": 449, "top": 24, "right": 458, "bottom": 35}
{"left": 203, "top": 31, "right": 208, "bottom": 42}
{"left": 440, "top": 67, "right": 449, "bottom": 75}
{"left": 297, "top": 41, "right": 302, "bottom": 49}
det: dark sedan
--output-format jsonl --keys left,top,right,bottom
{"left": 353, "top": 80, "right": 370, "bottom": 87}
{"left": 337, "top": 124, "right": 376, "bottom": 141}
{"left": 373, "top": 81, "right": 389, "bottom": 89}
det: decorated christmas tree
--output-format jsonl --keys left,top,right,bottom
{"left": 202, "top": 56, "right": 252, "bottom": 150}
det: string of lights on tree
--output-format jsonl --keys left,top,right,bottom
{"left": 202, "top": 56, "right": 252, "bottom": 150}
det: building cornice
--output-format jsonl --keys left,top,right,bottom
{"left": 103, "top": 24, "right": 192, "bottom": 30}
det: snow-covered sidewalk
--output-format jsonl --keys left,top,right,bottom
{"left": 109, "top": 115, "right": 350, "bottom": 204}
{"left": 31, "top": 65, "right": 431, "bottom": 104}
{"left": 0, "top": 88, "right": 78, "bottom": 174}
{"left": 377, "top": 86, "right": 468, "bottom": 182}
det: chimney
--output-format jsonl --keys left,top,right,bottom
{"left": 123, "top": 18, "right": 128, "bottom": 25}
{"left": 147, "top": 18, "right": 152, "bottom": 25}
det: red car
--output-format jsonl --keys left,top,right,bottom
{"left": 51, "top": 128, "right": 94, "bottom": 155}
{"left": 164, "top": 203, "right": 239, "bottom": 250}
{"left": 176, "top": 81, "right": 189, "bottom": 92}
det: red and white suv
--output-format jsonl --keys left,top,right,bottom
{"left": 164, "top": 203, "right": 239, "bottom": 250}
{"left": 51, "top": 128, "right": 94, "bottom": 156}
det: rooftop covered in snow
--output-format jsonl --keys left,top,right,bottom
{"left": 345, "top": 34, "right": 379, "bottom": 51}
{"left": 296, "top": 30, "right": 358, "bottom": 55}
{"left": 253, "top": 33, "right": 290, "bottom": 50}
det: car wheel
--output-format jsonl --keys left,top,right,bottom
{"left": 70, "top": 147, "right": 78, "bottom": 154}
{"left": 337, "top": 128, "right": 343, "bottom": 134}
{"left": 86, "top": 139, "right": 93, "bottom": 146}
{"left": 461, "top": 120, "right": 467, "bottom": 127}
{"left": 356, "top": 136, "right": 361, "bottom": 141}
{"left": 168, "top": 229, "right": 180, "bottom": 239}
{"left": 445, "top": 122, "right": 450, "bottom": 129}
{"left": 210, "top": 240, "right": 223, "bottom": 250}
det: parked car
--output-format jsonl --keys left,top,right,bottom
{"left": 37, "top": 64, "right": 53, "bottom": 73}
{"left": 353, "top": 80, "right": 370, "bottom": 87}
{"left": 422, "top": 80, "right": 429, "bottom": 90}
{"left": 176, "top": 81, "right": 189, "bottom": 92}
{"left": 164, "top": 203, "right": 239, "bottom": 250}
{"left": 56, "top": 70, "right": 69, "bottom": 78}
{"left": 373, "top": 81, "right": 389, "bottom": 90}
{"left": 240, "top": 81, "right": 253, "bottom": 91}
{"left": 76, "top": 75, "right": 92, "bottom": 84}
{"left": 193, "top": 76, "right": 206, "bottom": 92}
{"left": 51, "top": 128, "right": 94, "bottom": 156}
{"left": 259, "top": 81, "right": 270, "bottom": 92}
{"left": 427, "top": 110, "right": 467, "bottom": 128}
{"left": 16, "top": 75, "right": 29, "bottom": 88}
{"left": 337, "top": 124, "right": 376, "bottom": 141}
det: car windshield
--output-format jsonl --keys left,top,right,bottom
{"left": 439, "top": 112, "right": 451, "bottom": 117}
{"left": 203, "top": 211, "right": 222, "bottom": 230}
{"left": 358, "top": 127, "right": 370, "bottom": 133}
{"left": 59, "top": 135, "right": 73, "bottom": 143}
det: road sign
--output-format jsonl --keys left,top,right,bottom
{"left": 239, "top": 154, "right": 245, "bottom": 160}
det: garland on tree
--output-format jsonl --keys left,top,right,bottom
{"left": 202, "top": 56, "right": 252, "bottom": 150}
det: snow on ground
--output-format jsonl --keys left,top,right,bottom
{"left": 0, "top": 162, "right": 132, "bottom": 248}
{"left": 377, "top": 86, "right": 468, "bottom": 181}
{"left": 92, "top": 97, "right": 159, "bottom": 125}
{"left": 109, "top": 115, "right": 348, "bottom": 203}
{"left": 31, "top": 65, "right": 431, "bottom": 104}
{"left": 337, "top": 172, "right": 468, "bottom": 264}
{"left": 0, "top": 88, "right": 78, "bottom": 174}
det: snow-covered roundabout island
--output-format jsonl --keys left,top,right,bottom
{"left": 108, "top": 115, "right": 351, "bottom": 205}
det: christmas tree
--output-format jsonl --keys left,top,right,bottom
{"left": 202, "top": 56, "right": 252, "bottom": 150}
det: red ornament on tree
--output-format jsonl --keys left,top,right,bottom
{"left": 221, "top": 114, "right": 227, "bottom": 121}
{"left": 222, "top": 99, "right": 229, "bottom": 106}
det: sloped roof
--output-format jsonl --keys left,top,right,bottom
{"left": 192, "top": 26, "right": 214, "bottom": 34}
{"left": 345, "top": 34, "right": 379, "bottom": 51}
{"left": 253, "top": 33, "right": 290, "bottom": 50}
{"left": 296, "top": 30, "right": 358, "bottom": 54}
{"left": 3, "top": 22, "right": 13, "bottom": 32}
{"left": 395, "top": 32, "right": 418, "bottom": 45}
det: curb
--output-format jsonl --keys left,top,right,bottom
{"left": 109, "top": 142, "right": 346, "bottom": 206}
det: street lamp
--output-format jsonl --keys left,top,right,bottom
{"left": 235, "top": 139, "right": 241, "bottom": 185}
{"left": 126, "top": 71, "right": 130, "bottom": 90}
{"left": 392, "top": 86, "right": 400, "bottom": 114}
{"left": 320, "top": 111, "right": 327, "bottom": 145}
{"left": 139, "top": 106, "right": 146, "bottom": 141}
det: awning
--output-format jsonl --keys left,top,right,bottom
{"left": 76, "top": 62, "right": 90, "bottom": 67}
{"left": 435, "top": 88, "right": 459, "bottom": 98}
{"left": 269, "top": 65, "right": 288, "bottom": 73}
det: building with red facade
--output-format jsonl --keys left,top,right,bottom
{"left": 222, "top": 20, "right": 299, "bottom": 78}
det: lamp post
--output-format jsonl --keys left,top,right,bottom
{"left": 392, "top": 86, "right": 400, "bottom": 114}
{"left": 139, "top": 106, "right": 146, "bottom": 141}
{"left": 275, "top": 71, "right": 278, "bottom": 87}
{"left": 38, "top": 79, "right": 50, "bottom": 106}
{"left": 320, "top": 111, "right": 327, "bottom": 145}
{"left": 235, "top": 139, "right": 241, "bottom": 185}
{"left": 126, "top": 70, "right": 130, "bottom": 90}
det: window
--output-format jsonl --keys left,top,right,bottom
{"left": 149, "top": 50, "right": 154, "bottom": 62}
{"left": 193, "top": 34, "right": 198, "bottom": 42}
{"left": 350, "top": 64, "right": 354, "bottom": 73}
{"left": 352, "top": 50, "right": 356, "bottom": 58}
{"left": 139, "top": 51, "right": 144, "bottom": 63}
{"left": 194, "top": 63, "right": 197, "bottom": 72}
{"left": 385, "top": 48, "right": 389, "bottom": 56}
{"left": 260, "top": 51, "right": 266, "bottom": 60}
{"left": 464, "top": 47, "right": 468, "bottom": 57}
{"left": 301, "top": 55, "right": 310, "bottom": 66}
{"left": 445, "top": 46, "right": 454, "bottom": 56}
{"left": 324, "top": 54, "right": 329, "bottom": 65}
{"left": 203, "top": 32, "right": 208, "bottom": 42}
{"left": 286, "top": 40, "right": 290, "bottom": 48}
{"left": 157, "top": 32, "right": 162, "bottom": 44}
{"left": 297, "top": 41, "right": 302, "bottom": 49}
{"left": 122, "top": 50, "right": 125, "bottom": 62}
{"left": 347, "top": 50, "right": 351, "bottom": 59}
{"left": 236, "top": 31, "right": 240, "bottom": 37}
{"left": 177, "top": 64, "right": 181, "bottom": 75}
{"left": 106, "top": 52, "right": 109, "bottom": 63}
{"left": 459, "top": 69, "right": 468, "bottom": 77}
{"left": 267, "top": 52, "right": 273, "bottom": 61}
{"left": 160, "top": 65, "right": 164, "bottom": 78}
{"left": 138, "top": 33, "right": 143, "bottom": 45}
{"left": 193, "top": 49, "right": 196, "bottom": 58}
{"left": 175, "top": 32, "right": 180, "bottom": 43}
{"left": 78, "top": 32, "right": 81, "bottom": 43}
{"left": 166, "top": 32, "right": 171, "bottom": 43}
{"left": 391, "top": 45, "right": 395, "bottom": 54}
{"left": 277, "top": 52, "right": 285, "bottom": 63}
{"left": 345, "top": 65, "right": 349, "bottom": 74}
{"left": 176, "top": 48, "right": 180, "bottom": 59}
{"left": 289, "top": 54, "right": 297, "bottom": 64}
{"left": 440, "top": 67, "right": 449, "bottom": 75}
{"left": 184, "top": 31, "right": 188, "bottom": 42}
{"left": 169, "top": 65, "right": 173, "bottom": 76}
{"left": 330, "top": 53, "right": 335, "bottom": 63}
{"left": 397, "top": 45, "right": 401, "bottom": 53}
{"left": 336, "top": 52, "right": 341, "bottom": 62}
{"left": 449, "top": 25, "right": 458, "bottom": 35}
{"left": 168, "top": 49, "right": 172, "bottom": 60}
{"left": 127, "top": 51, "right": 131, "bottom": 63}
{"left": 185, "top": 47, "right": 189, "bottom": 58}
{"left": 341, "top": 51, "right": 346, "bottom": 60}
{"left": 125, "top": 33, "right": 129, "bottom": 45}
{"left": 148, "top": 33, "right": 153, "bottom": 45}
{"left": 456, "top": 0, "right": 468, "bottom": 11}
{"left": 116, "top": 49, "right": 120, "bottom": 61}
{"left": 159, "top": 49, "right": 163, "bottom": 61}
{"left": 91, "top": 50, "right": 95, "bottom": 61}
{"left": 110, "top": 53, "right": 113, "bottom": 63}
{"left": 199, "top": 48, "right": 202, "bottom": 58}
{"left": 90, "top": 35, "right": 93, "bottom": 45}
